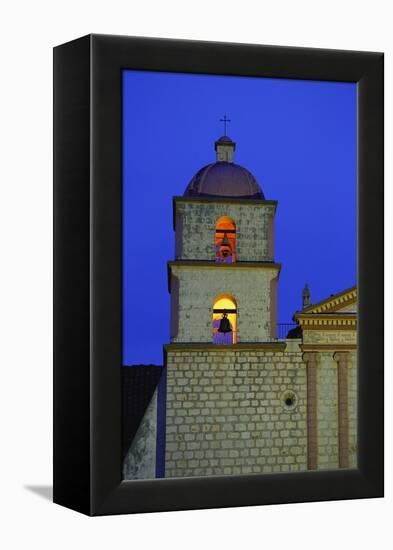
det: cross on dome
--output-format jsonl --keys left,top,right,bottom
{"left": 219, "top": 115, "right": 231, "bottom": 135}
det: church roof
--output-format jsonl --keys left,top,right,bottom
{"left": 184, "top": 162, "right": 265, "bottom": 199}
{"left": 300, "top": 286, "right": 357, "bottom": 315}
{"left": 215, "top": 135, "right": 234, "bottom": 144}
{"left": 184, "top": 135, "right": 265, "bottom": 200}
{"left": 293, "top": 286, "right": 357, "bottom": 332}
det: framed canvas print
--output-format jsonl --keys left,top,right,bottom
{"left": 53, "top": 34, "right": 384, "bottom": 515}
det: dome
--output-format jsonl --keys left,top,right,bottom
{"left": 216, "top": 135, "right": 234, "bottom": 144}
{"left": 184, "top": 162, "right": 265, "bottom": 200}
{"left": 184, "top": 135, "right": 265, "bottom": 200}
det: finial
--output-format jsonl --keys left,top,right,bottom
{"left": 219, "top": 115, "right": 231, "bottom": 135}
{"left": 214, "top": 122, "right": 236, "bottom": 162}
{"left": 302, "top": 284, "right": 311, "bottom": 309}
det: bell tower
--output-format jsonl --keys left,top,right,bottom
{"left": 162, "top": 135, "right": 311, "bottom": 481}
{"left": 168, "top": 135, "right": 280, "bottom": 344}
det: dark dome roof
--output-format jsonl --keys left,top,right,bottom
{"left": 184, "top": 162, "right": 265, "bottom": 200}
{"left": 216, "top": 135, "right": 234, "bottom": 144}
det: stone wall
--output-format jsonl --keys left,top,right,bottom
{"left": 303, "top": 329, "right": 357, "bottom": 345}
{"left": 123, "top": 389, "right": 157, "bottom": 480}
{"left": 164, "top": 345, "right": 308, "bottom": 478}
{"left": 122, "top": 342, "right": 358, "bottom": 478}
{"left": 170, "top": 265, "right": 279, "bottom": 342}
{"left": 174, "top": 199, "right": 276, "bottom": 262}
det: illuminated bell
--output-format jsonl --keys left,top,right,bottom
{"left": 221, "top": 232, "right": 230, "bottom": 247}
{"left": 218, "top": 315, "right": 232, "bottom": 333}
{"left": 219, "top": 232, "right": 232, "bottom": 258}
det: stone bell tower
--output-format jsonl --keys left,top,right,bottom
{"left": 160, "top": 135, "right": 311, "bottom": 480}
{"left": 168, "top": 135, "right": 281, "bottom": 344}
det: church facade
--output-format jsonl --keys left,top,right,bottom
{"left": 123, "top": 135, "right": 357, "bottom": 479}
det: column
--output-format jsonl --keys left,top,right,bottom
{"left": 303, "top": 352, "right": 318, "bottom": 470}
{"left": 334, "top": 352, "right": 349, "bottom": 468}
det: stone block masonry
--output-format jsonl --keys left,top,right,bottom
{"left": 123, "top": 388, "right": 158, "bottom": 480}
{"left": 164, "top": 345, "right": 308, "bottom": 478}
{"left": 170, "top": 265, "right": 279, "bottom": 343}
{"left": 174, "top": 199, "right": 276, "bottom": 262}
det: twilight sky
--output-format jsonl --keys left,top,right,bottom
{"left": 123, "top": 70, "right": 356, "bottom": 366}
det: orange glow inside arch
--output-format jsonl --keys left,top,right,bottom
{"left": 215, "top": 216, "right": 236, "bottom": 263}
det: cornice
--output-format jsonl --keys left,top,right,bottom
{"left": 301, "top": 343, "right": 357, "bottom": 352}
{"left": 295, "top": 313, "right": 357, "bottom": 330}
{"left": 168, "top": 260, "right": 281, "bottom": 270}
{"left": 164, "top": 342, "right": 286, "bottom": 354}
{"left": 173, "top": 195, "right": 278, "bottom": 207}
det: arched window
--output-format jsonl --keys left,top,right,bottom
{"left": 212, "top": 295, "right": 237, "bottom": 344}
{"left": 215, "top": 216, "right": 236, "bottom": 263}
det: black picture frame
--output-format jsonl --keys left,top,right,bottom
{"left": 53, "top": 34, "right": 384, "bottom": 516}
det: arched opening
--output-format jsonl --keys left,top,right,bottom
{"left": 212, "top": 295, "right": 237, "bottom": 344}
{"left": 215, "top": 216, "right": 236, "bottom": 263}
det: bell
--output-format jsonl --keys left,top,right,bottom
{"left": 220, "top": 247, "right": 231, "bottom": 258}
{"left": 219, "top": 232, "right": 232, "bottom": 258}
{"left": 221, "top": 232, "right": 230, "bottom": 247}
{"left": 218, "top": 314, "right": 232, "bottom": 333}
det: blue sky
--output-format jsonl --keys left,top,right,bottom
{"left": 123, "top": 70, "right": 356, "bottom": 366}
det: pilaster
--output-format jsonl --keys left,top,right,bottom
{"left": 303, "top": 351, "right": 319, "bottom": 470}
{"left": 334, "top": 351, "right": 350, "bottom": 468}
